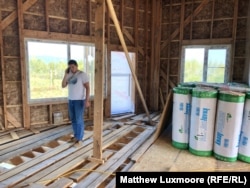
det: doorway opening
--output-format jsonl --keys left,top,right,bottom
{"left": 111, "top": 51, "right": 135, "bottom": 115}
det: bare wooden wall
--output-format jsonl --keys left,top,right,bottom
{"left": 160, "top": 0, "right": 249, "bottom": 99}
{"left": 0, "top": 0, "right": 155, "bottom": 130}
{"left": 0, "top": 0, "right": 249, "bottom": 131}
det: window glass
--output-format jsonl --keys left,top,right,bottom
{"left": 26, "top": 39, "right": 96, "bottom": 103}
{"left": 183, "top": 48, "right": 204, "bottom": 82}
{"left": 181, "top": 45, "right": 230, "bottom": 83}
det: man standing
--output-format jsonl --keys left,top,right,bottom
{"left": 62, "top": 59, "right": 90, "bottom": 147}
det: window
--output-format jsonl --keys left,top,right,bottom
{"left": 25, "top": 39, "right": 96, "bottom": 103}
{"left": 181, "top": 45, "right": 231, "bottom": 83}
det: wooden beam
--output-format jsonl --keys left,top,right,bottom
{"left": 106, "top": 0, "right": 152, "bottom": 125}
{"left": 6, "top": 111, "right": 22, "bottom": 127}
{"left": 120, "top": 0, "right": 124, "bottom": 30}
{"left": 10, "top": 131, "right": 19, "bottom": 140}
{"left": 68, "top": 0, "right": 72, "bottom": 34}
{"left": 144, "top": 0, "right": 149, "bottom": 97}
{"left": 150, "top": 0, "right": 161, "bottom": 111}
{"left": 88, "top": 0, "right": 92, "bottom": 35}
{"left": 0, "top": 4, "right": 7, "bottom": 130}
{"left": 92, "top": 0, "right": 105, "bottom": 161}
{"left": 23, "top": 30, "right": 95, "bottom": 43}
{"left": 45, "top": 0, "right": 49, "bottom": 32}
{"left": 17, "top": 0, "right": 29, "bottom": 129}
{"left": 160, "top": 0, "right": 210, "bottom": 51}
{"left": 104, "top": 1, "right": 111, "bottom": 118}
{"left": 1, "top": 0, "right": 38, "bottom": 30}
{"left": 134, "top": 0, "right": 139, "bottom": 48}
{"left": 230, "top": 0, "right": 239, "bottom": 82}
{"left": 243, "top": 0, "right": 250, "bottom": 84}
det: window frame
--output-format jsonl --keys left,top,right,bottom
{"left": 25, "top": 38, "right": 98, "bottom": 104}
{"left": 180, "top": 44, "right": 231, "bottom": 83}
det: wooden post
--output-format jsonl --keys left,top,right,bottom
{"left": 91, "top": 0, "right": 105, "bottom": 163}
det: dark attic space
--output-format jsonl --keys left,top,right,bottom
{"left": 0, "top": 0, "right": 250, "bottom": 187}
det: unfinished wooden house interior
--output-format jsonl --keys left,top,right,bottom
{"left": 1, "top": 0, "right": 250, "bottom": 187}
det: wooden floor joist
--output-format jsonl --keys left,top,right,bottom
{"left": 0, "top": 114, "right": 158, "bottom": 187}
{"left": 74, "top": 126, "right": 156, "bottom": 188}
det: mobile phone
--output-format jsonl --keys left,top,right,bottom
{"left": 66, "top": 67, "right": 70, "bottom": 73}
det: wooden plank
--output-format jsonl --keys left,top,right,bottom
{"left": 26, "top": 183, "right": 46, "bottom": 188}
{"left": 130, "top": 90, "right": 173, "bottom": 162}
{"left": 35, "top": 126, "right": 135, "bottom": 185}
{"left": 141, "top": 112, "right": 160, "bottom": 122}
{"left": 0, "top": 126, "right": 73, "bottom": 161}
{"left": 10, "top": 131, "right": 19, "bottom": 140}
{"left": 47, "top": 177, "right": 73, "bottom": 188}
{"left": 0, "top": 109, "right": 22, "bottom": 128}
{"left": 130, "top": 113, "right": 146, "bottom": 121}
{"left": 30, "top": 128, "right": 40, "bottom": 134}
{"left": 105, "top": 161, "right": 134, "bottom": 188}
{"left": 0, "top": 125, "right": 70, "bottom": 151}
{"left": 23, "top": 29, "right": 95, "bottom": 43}
{"left": 153, "top": 89, "right": 173, "bottom": 140}
{"left": 93, "top": 0, "right": 105, "bottom": 160}
{"left": 74, "top": 126, "right": 156, "bottom": 188}
{"left": 0, "top": 142, "right": 76, "bottom": 183}
{"left": 12, "top": 125, "right": 135, "bottom": 187}
{"left": 68, "top": 0, "right": 72, "bottom": 34}
{"left": 69, "top": 150, "right": 114, "bottom": 182}
{"left": 122, "top": 26, "right": 147, "bottom": 58}
{"left": 17, "top": 0, "right": 29, "bottom": 129}
{"left": 111, "top": 113, "right": 135, "bottom": 121}
{"left": 150, "top": 0, "right": 161, "bottom": 111}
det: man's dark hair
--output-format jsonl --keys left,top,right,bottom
{"left": 68, "top": 59, "right": 78, "bottom": 66}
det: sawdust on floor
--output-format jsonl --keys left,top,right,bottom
{"left": 130, "top": 125, "right": 250, "bottom": 172}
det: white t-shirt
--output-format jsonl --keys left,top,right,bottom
{"left": 66, "top": 71, "right": 89, "bottom": 100}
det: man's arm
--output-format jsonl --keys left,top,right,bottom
{"left": 84, "top": 82, "right": 90, "bottom": 107}
{"left": 62, "top": 69, "right": 69, "bottom": 88}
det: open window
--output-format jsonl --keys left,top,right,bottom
{"left": 180, "top": 45, "right": 231, "bottom": 83}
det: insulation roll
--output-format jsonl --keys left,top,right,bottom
{"left": 189, "top": 87, "right": 218, "bottom": 156}
{"left": 172, "top": 87, "right": 192, "bottom": 149}
{"left": 213, "top": 91, "right": 245, "bottom": 162}
{"left": 238, "top": 92, "right": 250, "bottom": 163}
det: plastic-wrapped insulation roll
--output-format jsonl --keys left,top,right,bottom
{"left": 189, "top": 87, "right": 218, "bottom": 156}
{"left": 213, "top": 90, "right": 245, "bottom": 162}
{"left": 238, "top": 92, "right": 250, "bottom": 163}
{"left": 172, "top": 87, "right": 192, "bottom": 149}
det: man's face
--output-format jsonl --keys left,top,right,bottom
{"left": 69, "top": 64, "right": 78, "bottom": 73}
